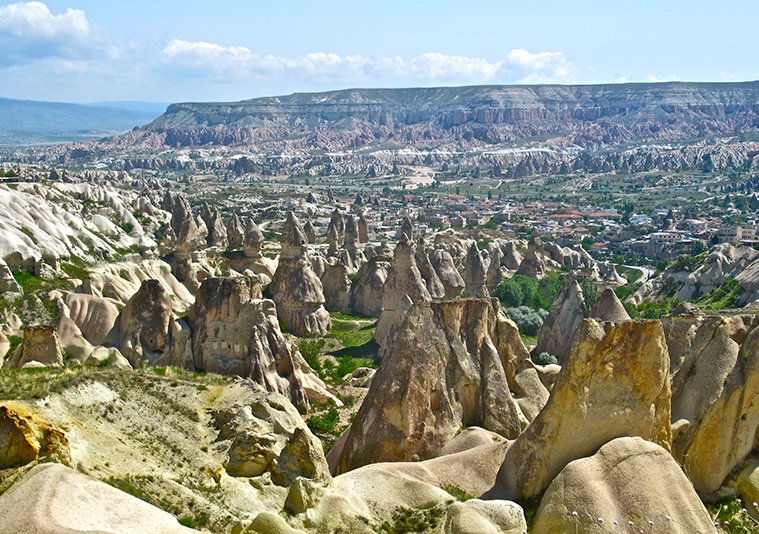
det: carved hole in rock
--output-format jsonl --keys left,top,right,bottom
{"left": 430, "top": 389, "right": 441, "bottom": 412}
{"left": 276, "top": 357, "right": 293, "bottom": 376}
{"left": 458, "top": 383, "right": 477, "bottom": 425}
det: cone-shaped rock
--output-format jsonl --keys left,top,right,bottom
{"left": 350, "top": 243, "right": 393, "bottom": 317}
{"left": 464, "top": 243, "right": 489, "bottom": 297}
{"left": 489, "top": 319, "right": 672, "bottom": 502}
{"left": 304, "top": 220, "right": 317, "bottom": 244}
{"left": 516, "top": 231, "right": 545, "bottom": 279}
{"left": 268, "top": 212, "right": 331, "bottom": 337}
{"left": 430, "top": 249, "right": 465, "bottom": 298}
{"left": 588, "top": 288, "right": 631, "bottom": 321}
{"left": 170, "top": 194, "right": 205, "bottom": 252}
{"left": 399, "top": 218, "right": 413, "bottom": 241}
{"left": 206, "top": 209, "right": 228, "bottom": 248}
{"left": 415, "top": 240, "right": 446, "bottom": 299}
{"left": 227, "top": 213, "right": 245, "bottom": 246}
{"left": 243, "top": 219, "right": 265, "bottom": 258}
{"left": 357, "top": 211, "right": 369, "bottom": 243}
{"left": 532, "top": 272, "right": 584, "bottom": 365}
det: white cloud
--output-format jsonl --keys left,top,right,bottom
{"left": 159, "top": 40, "right": 576, "bottom": 87}
{"left": 0, "top": 1, "right": 107, "bottom": 66}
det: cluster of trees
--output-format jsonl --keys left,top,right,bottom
{"left": 492, "top": 274, "right": 563, "bottom": 311}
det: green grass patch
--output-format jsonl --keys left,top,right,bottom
{"left": 305, "top": 406, "right": 340, "bottom": 436}
{"left": 441, "top": 484, "right": 473, "bottom": 502}
{"left": 615, "top": 265, "right": 643, "bottom": 284}
{"left": 380, "top": 506, "right": 443, "bottom": 533}
{"left": 706, "top": 496, "right": 759, "bottom": 533}
{"left": 61, "top": 262, "right": 89, "bottom": 279}
{"left": 694, "top": 278, "right": 743, "bottom": 309}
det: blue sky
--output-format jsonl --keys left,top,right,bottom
{"left": 0, "top": 0, "right": 757, "bottom": 104}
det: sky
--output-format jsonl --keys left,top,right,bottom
{"left": 0, "top": 0, "right": 757, "bottom": 104}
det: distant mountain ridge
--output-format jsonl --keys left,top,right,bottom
{"left": 117, "top": 81, "right": 759, "bottom": 151}
{"left": 0, "top": 98, "right": 165, "bottom": 145}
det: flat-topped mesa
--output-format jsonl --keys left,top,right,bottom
{"left": 375, "top": 235, "right": 432, "bottom": 346}
{"left": 226, "top": 213, "right": 245, "bottom": 246}
{"left": 268, "top": 212, "right": 331, "bottom": 337}
{"left": 464, "top": 243, "right": 490, "bottom": 297}
{"left": 243, "top": 219, "right": 265, "bottom": 258}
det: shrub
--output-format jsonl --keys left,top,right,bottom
{"left": 306, "top": 407, "right": 340, "bottom": 435}
{"left": 296, "top": 338, "right": 326, "bottom": 374}
{"left": 502, "top": 306, "right": 549, "bottom": 337}
{"left": 533, "top": 352, "right": 558, "bottom": 366}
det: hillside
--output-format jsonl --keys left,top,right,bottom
{"left": 116, "top": 81, "right": 759, "bottom": 151}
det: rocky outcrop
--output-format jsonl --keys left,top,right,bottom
{"left": 321, "top": 259, "right": 351, "bottom": 315}
{"left": 170, "top": 194, "right": 205, "bottom": 252}
{"left": 532, "top": 272, "right": 584, "bottom": 365}
{"left": 516, "top": 232, "right": 546, "bottom": 279}
{"left": 430, "top": 249, "right": 465, "bottom": 298}
{"left": 213, "top": 386, "right": 331, "bottom": 489}
{"left": 0, "top": 463, "right": 197, "bottom": 534}
{"left": 0, "top": 406, "right": 72, "bottom": 469}
{"left": 375, "top": 236, "right": 431, "bottom": 346}
{"left": 335, "top": 298, "right": 548, "bottom": 473}
{"left": 303, "top": 220, "right": 317, "bottom": 244}
{"left": 227, "top": 212, "right": 245, "bottom": 246}
{"left": 490, "top": 319, "right": 671, "bottom": 502}
{"left": 532, "top": 437, "right": 714, "bottom": 534}
{"left": 119, "top": 279, "right": 193, "bottom": 369}
{"left": 415, "top": 241, "right": 446, "bottom": 299}
{"left": 327, "top": 209, "right": 344, "bottom": 255}
{"left": 243, "top": 219, "right": 265, "bottom": 258}
{"left": 464, "top": 243, "right": 489, "bottom": 297}
{"left": 206, "top": 209, "right": 228, "bottom": 248}
{"left": 357, "top": 211, "right": 369, "bottom": 243}
{"left": 0, "top": 259, "right": 20, "bottom": 293}
{"left": 502, "top": 241, "right": 523, "bottom": 270}
{"left": 588, "top": 288, "right": 631, "bottom": 321}
{"left": 189, "top": 277, "right": 323, "bottom": 409}
{"left": 663, "top": 313, "right": 759, "bottom": 494}
{"left": 3, "top": 326, "right": 64, "bottom": 369}
{"left": 485, "top": 244, "right": 505, "bottom": 290}
{"left": 349, "top": 243, "right": 393, "bottom": 317}
{"left": 341, "top": 215, "right": 365, "bottom": 270}
{"left": 268, "top": 212, "right": 331, "bottom": 337}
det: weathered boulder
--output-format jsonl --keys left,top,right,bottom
{"left": 0, "top": 406, "right": 72, "bottom": 469}
{"left": 588, "top": 288, "right": 631, "bottom": 321}
{"left": 430, "top": 249, "right": 465, "bottom": 298}
{"left": 268, "top": 213, "right": 331, "bottom": 337}
{"left": 349, "top": 243, "right": 393, "bottom": 317}
{"left": 0, "top": 463, "right": 198, "bottom": 534}
{"left": 3, "top": 326, "right": 64, "bottom": 369}
{"left": 327, "top": 209, "right": 344, "bottom": 255}
{"left": 446, "top": 500, "right": 527, "bottom": 534}
{"left": 64, "top": 292, "right": 120, "bottom": 346}
{"left": 464, "top": 243, "right": 489, "bottom": 297}
{"left": 532, "top": 437, "right": 714, "bottom": 534}
{"left": 532, "top": 272, "right": 584, "bottom": 365}
{"left": 737, "top": 459, "right": 759, "bottom": 521}
{"left": 375, "top": 236, "right": 431, "bottom": 346}
{"left": 491, "top": 319, "right": 672, "bottom": 502}
{"left": 336, "top": 299, "right": 545, "bottom": 473}
{"left": 415, "top": 240, "right": 446, "bottom": 299}
{"left": 663, "top": 313, "right": 759, "bottom": 494}
{"left": 213, "top": 386, "right": 331, "bottom": 488}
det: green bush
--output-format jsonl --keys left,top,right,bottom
{"left": 533, "top": 352, "right": 558, "bottom": 366}
{"left": 492, "top": 274, "right": 562, "bottom": 310}
{"left": 296, "top": 338, "right": 326, "bottom": 374}
{"left": 502, "top": 306, "right": 548, "bottom": 337}
{"left": 306, "top": 407, "right": 340, "bottom": 435}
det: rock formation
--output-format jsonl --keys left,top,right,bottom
{"left": 3, "top": 326, "right": 64, "bottom": 369}
{"left": 119, "top": 279, "right": 194, "bottom": 370}
{"left": 429, "top": 249, "right": 465, "bottom": 298}
{"left": 206, "top": 209, "right": 228, "bottom": 248}
{"left": 227, "top": 212, "right": 245, "bottom": 246}
{"left": 464, "top": 243, "right": 489, "bottom": 297}
{"left": 268, "top": 212, "right": 331, "bottom": 337}
{"left": 0, "top": 259, "right": 20, "bottom": 293}
{"left": 375, "top": 235, "right": 431, "bottom": 346}
{"left": 349, "top": 243, "right": 393, "bottom": 317}
{"left": 341, "top": 215, "right": 365, "bottom": 270}
{"left": 335, "top": 298, "right": 548, "bottom": 473}
{"left": 243, "top": 219, "right": 265, "bottom": 258}
{"left": 485, "top": 243, "right": 505, "bottom": 290}
{"left": 532, "top": 437, "right": 714, "bottom": 534}
{"left": 516, "top": 231, "right": 546, "bottom": 279}
{"left": 532, "top": 272, "right": 585, "bottom": 365}
{"left": 303, "top": 220, "right": 317, "bottom": 244}
{"left": 415, "top": 240, "right": 446, "bottom": 299}
{"left": 588, "top": 288, "right": 631, "bottom": 321}
{"left": 663, "top": 313, "right": 759, "bottom": 494}
{"left": 0, "top": 406, "right": 72, "bottom": 469}
{"left": 170, "top": 194, "right": 205, "bottom": 252}
{"left": 320, "top": 259, "right": 351, "bottom": 315}
{"left": 327, "top": 209, "right": 344, "bottom": 254}
{"left": 491, "top": 319, "right": 671, "bottom": 502}
{"left": 502, "top": 241, "right": 523, "bottom": 270}
{"left": 357, "top": 211, "right": 369, "bottom": 243}
{"left": 0, "top": 463, "right": 197, "bottom": 534}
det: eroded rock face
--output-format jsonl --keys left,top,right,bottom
{"left": 516, "top": 233, "right": 545, "bottom": 279}
{"left": 357, "top": 211, "right": 369, "bottom": 243}
{"left": 206, "top": 209, "right": 228, "bottom": 248}
{"left": 464, "top": 243, "right": 489, "bottom": 297}
{"left": 336, "top": 299, "right": 547, "bottom": 474}
{"left": 532, "top": 272, "right": 584, "bottom": 365}
{"left": 303, "top": 220, "right": 317, "bottom": 244}
{"left": 243, "top": 219, "right": 265, "bottom": 258}
{"left": 268, "top": 213, "right": 331, "bottom": 337}
{"left": 321, "top": 259, "right": 351, "bottom": 315}
{"left": 491, "top": 319, "right": 672, "bottom": 502}
{"left": 213, "top": 386, "right": 331, "bottom": 488}
{"left": 0, "top": 406, "right": 72, "bottom": 469}
{"left": 170, "top": 194, "right": 205, "bottom": 252}
{"left": 588, "top": 288, "right": 631, "bottom": 321}
{"left": 430, "top": 249, "right": 465, "bottom": 299}
{"left": 663, "top": 313, "right": 759, "bottom": 494}
{"left": 0, "top": 259, "right": 20, "bottom": 293}
{"left": 189, "top": 277, "right": 316, "bottom": 409}
{"left": 3, "top": 326, "right": 64, "bottom": 369}
{"left": 532, "top": 437, "right": 714, "bottom": 534}
{"left": 375, "top": 236, "right": 431, "bottom": 346}
{"left": 227, "top": 213, "right": 245, "bottom": 246}
{"left": 0, "top": 463, "right": 196, "bottom": 534}
{"left": 120, "top": 279, "right": 173, "bottom": 367}
{"left": 415, "top": 241, "right": 446, "bottom": 299}
{"left": 349, "top": 243, "right": 393, "bottom": 317}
